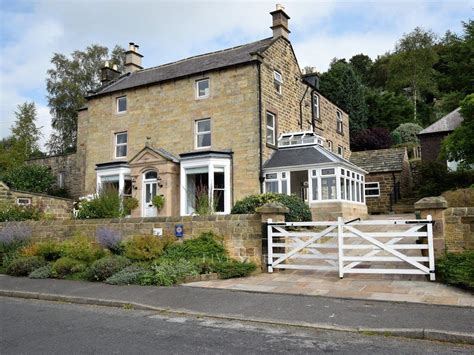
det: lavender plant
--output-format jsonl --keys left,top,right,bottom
{"left": 0, "top": 224, "right": 33, "bottom": 269}
{"left": 96, "top": 227, "right": 123, "bottom": 254}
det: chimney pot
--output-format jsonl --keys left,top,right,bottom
{"left": 125, "top": 42, "right": 143, "bottom": 73}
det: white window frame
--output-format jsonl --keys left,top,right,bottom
{"left": 337, "top": 146, "right": 344, "bottom": 157}
{"left": 336, "top": 110, "right": 343, "bottom": 133}
{"left": 313, "top": 93, "right": 320, "bottom": 120}
{"left": 196, "top": 78, "right": 210, "bottom": 99}
{"left": 96, "top": 166, "right": 131, "bottom": 198}
{"left": 263, "top": 171, "right": 290, "bottom": 194}
{"left": 327, "top": 140, "right": 333, "bottom": 152}
{"left": 114, "top": 132, "right": 128, "bottom": 158}
{"left": 273, "top": 70, "right": 283, "bottom": 94}
{"left": 116, "top": 96, "right": 127, "bottom": 114}
{"left": 365, "top": 182, "right": 380, "bottom": 197}
{"left": 266, "top": 112, "right": 276, "bottom": 146}
{"left": 16, "top": 197, "right": 31, "bottom": 206}
{"left": 195, "top": 118, "right": 211, "bottom": 149}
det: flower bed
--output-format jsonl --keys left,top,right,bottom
{"left": 0, "top": 226, "right": 256, "bottom": 286}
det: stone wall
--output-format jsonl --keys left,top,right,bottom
{"left": 443, "top": 207, "right": 474, "bottom": 252}
{"left": 0, "top": 182, "right": 73, "bottom": 220}
{"left": 0, "top": 214, "right": 263, "bottom": 267}
{"left": 364, "top": 172, "right": 399, "bottom": 214}
{"left": 27, "top": 153, "right": 82, "bottom": 199}
{"left": 310, "top": 201, "right": 368, "bottom": 221}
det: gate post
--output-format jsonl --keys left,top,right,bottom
{"left": 337, "top": 217, "right": 344, "bottom": 279}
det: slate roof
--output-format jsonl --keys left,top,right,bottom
{"left": 349, "top": 148, "right": 406, "bottom": 173}
{"left": 418, "top": 108, "right": 463, "bottom": 135}
{"left": 263, "top": 145, "right": 364, "bottom": 172}
{"left": 90, "top": 37, "right": 275, "bottom": 97}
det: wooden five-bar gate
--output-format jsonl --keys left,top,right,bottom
{"left": 267, "top": 216, "right": 435, "bottom": 280}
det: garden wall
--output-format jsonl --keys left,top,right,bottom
{"left": 444, "top": 207, "right": 474, "bottom": 252}
{"left": 0, "top": 214, "right": 264, "bottom": 267}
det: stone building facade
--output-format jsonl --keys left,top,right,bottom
{"left": 73, "top": 6, "right": 356, "bottom": 219}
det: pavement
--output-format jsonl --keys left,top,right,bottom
{"left": 1, "top": 275, "right": 473, "bottom": 344}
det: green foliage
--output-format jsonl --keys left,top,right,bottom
{"left": 46, "top": 44, "right": 125, "bottom": 154}
{"left": 213, "top": 260, "right": 256, "bottom": 279}
{"left": 6, "top": 256, "right": 46, "bottom": 276}
{"left": 350, "top": 127, "right": 393, "bottom": 151}
{"left": 319, "top": 59, "right": 368, "bottom": 133}
{"left": 441, "top": 188, "right": 474, "bottom": 207}
{"left": 349, "top": 54, "right": 373, "bottom": 84}
{"left": 86, "top": 256, "right": 131, "bottom": 281}
{"left": 10, "top": 102, "right": 42, "bottom": 159}
{"left": 162, "top": 232, "right": 227, "bottom": 260}
{"left": 29, "top": 264, "right": 52, "bottom": 279}
{"left": 123, "top": 235, "right": 175, "bottom": 261}
{"left": 436, "top": 251, "right": 474, "bottom": 290}
{"left": 60, "top": 235, "right": 105, "bottom": 263}
{"left": 76, "top": 188, "right": 130, "bottom": 219}
{"left": 2, "top": 164, "right": 55, "bottom": 194}
{"left": 0, "top": 202, "right": 43, "bottom": 222}
{"left": 51, "top": 257, "right": 86, "bottom": 278}
{"left": 152, "top": 195, "right": 165, "bottom": 210}
{"left": 231, "top": 193, "right": 312, "bottom": 222}
{"left": 37, "top": 241, "right": 62, "bottom": 261}
{"left": 140, "top": 259, "right": 199, "bottom": 286}
{"left": 105, "top": 265, "right": 148, "bottom": 285}
{"left": 123, "top": 197, "right": 139, "bottom": 215}
{"left": 365, "top": 90, "right": 414, "bottom": 131}
{"left": 392, "top": 123, "right": 423, "bottom": 144}
{"left": 442, "top": 94, "right": 474, "bottom": 164}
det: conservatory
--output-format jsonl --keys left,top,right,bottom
{"left": 263, "top": 132, "right": 368, "bottom": 220}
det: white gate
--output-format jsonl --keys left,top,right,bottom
{"left": 267, "top": 216, "right": 435, "bottom": 280}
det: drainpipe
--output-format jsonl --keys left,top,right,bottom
{"left": 299, "top": 84, "right": 309, "bottom": 129}
{"left": 257, "top": 62, "right": 264, "bottom": 193}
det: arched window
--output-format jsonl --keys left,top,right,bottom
{"left": 144, "top": 171, "right": 157, "bottom": 180}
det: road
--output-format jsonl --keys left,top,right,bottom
{"left": 1, "top": 297, "right": 472, "bottom": 354}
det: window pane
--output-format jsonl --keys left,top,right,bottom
{"left": 198, "top": 132, "right": 211, "bottom": 147}
{"left": 340, "top": 178, "right": 345, "bottom": 200}
{"left": 312, "top": 178, "right": 318, "bottom": 200}
{"left": 214, "top": 172, "right": 225, "bottom": 189}
{"left": 197, "top": 119, "right": 211, "bottom": 132}
{"left": 356, "top": 182, "right": 360, "bottom": 202}
{"left": 321, "top": 168, "right": 335, "bottom": 175}
{"left": 117, "top": 97, "right": 127, "bottom": 112}
{"left": 281, "top": 180, "right": 287, "bottom": 195}
{"left": 321, "top": 177, "right": 336, "bottom": 200}
{"left": 265, "top": 173, "right": 277, "bottom": 179}
{"left": 266, "top": 127, "right": 275, "bottom": 145}
{"left": 351, "top": 180, "right": 355, "bottom": 201}
{"left": 145, "top": 171, "right": 157, "bottom": 180}
{"left": 213, "top": 190, "right": 224, "bottom": 212}
{"left": 265, "top": 181, "right": 278, "bottom": 193}
{"left": 116, "top": 145, "right": 127, "bottom": 157}
{"left": 197, "top": 80, "right": 209, "bottom": 97}
{"left": 346, "top": 179, "right": 350, "bottom": 200}
{"left": 116, "top": 133, "right": 127, "bottom": 144}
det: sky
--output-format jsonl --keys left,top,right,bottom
{"left": 0, "top": 0, "right": 471, "bottom": 149}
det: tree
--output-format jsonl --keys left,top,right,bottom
{"left": 11, "top": 102, "right": 42, "bottom": 159}
{"left": 388, "top": 27, "right": 438, "bottom": 122}
{"left": 349, "top": 54, "right": 373, "bottom": 84}
{"left": 365, "top": 89, "right": 414, "bottom": 131}
{"left": 350, "top": 127, "right": 393, "bottom": 151}
{"left": 46, "top": 44, "right": 125, "bottom": 154}
{"left": 319, "top": 60, "right": 368, "bottom": 133}
{"left": 392, "top": 123, "right": 423, "bottom": 144}
{"left": 2, "top": 164, "right": 55, "bottom": 194}
{"left": 442, "top": 94, "right": 474, "bottom": 164}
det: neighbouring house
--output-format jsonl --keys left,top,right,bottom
{"left": 56, "top": 5, "right": 367, "bottom": 219}
{"left": 350, "top": 148, "right": 412, "bottom": 214}
{"left": 418, "top": 107, "right": 463, "bottom": 170}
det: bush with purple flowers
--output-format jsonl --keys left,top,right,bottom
{"left": 0, "top": 224, "right": 32, "bottom": 269}
{"left": 96, "top": 227, "right": 123, "bottom": 254}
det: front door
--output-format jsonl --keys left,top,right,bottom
{"left": 143, "top": 171, "right": 158, "bottom": 217}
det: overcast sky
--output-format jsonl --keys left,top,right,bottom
{"left": 0, "top": 0, "right": 470, "bottom": 149}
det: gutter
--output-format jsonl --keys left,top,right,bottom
{"left": 257, "top": 61, "right": 264, "bottom": 193}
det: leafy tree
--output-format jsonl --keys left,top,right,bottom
{"left": 392, "top": 123, "right": 423, "bottom": 144}
{"left": 367, "top": 54, "right": 391, "bottom": 89}
{"left": 11, "top": 102, "right": 42, "bottom": 159}
{"left": 319, "top": 59, "right": 368, "bottom": 133}
{"left": 350, "top": 127, "right": 392, "bottom": 151}
{"left": 365, "top": 89, "right": 414, "bottom": 130}
{"left": 349, "top": 54, "right": 373, "bottom": 84}
{"left": 46, "top": 44, "right": 125, "bottom": 154}
{"left": 442, "top": 94, "right": 474, "bottom": 164}
{"left": 2, "top": 164, "right": 55, "bottom": 194}
{"left": 388, "top": 27, "right": 438, "bottom": 122}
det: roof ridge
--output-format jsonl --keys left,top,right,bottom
{"left": 137, "top": 37, "right": 273, "bottom": 74}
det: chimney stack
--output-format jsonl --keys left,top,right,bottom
{"left": 125, "top": 42, "right": 143, "bottom": 73}
{"left": 100, "top": 60, "right": 121, "bottom": 84}
{"left": 270, "top": 4, "right": 290, "bottom": 39}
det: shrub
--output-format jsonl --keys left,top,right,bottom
{"left": 96, "top": 227, "right": 123, "bottom": 254}
{"left": 231, "top": 193, "right": 312, "bottom": 222}
{"left": 213, "top": 260, "right": 256, "bottom": 279}
{"left": 0, "top": 224, "right": 32, "bottom": 268}
{"left": 350, "top": 127, "right": 392, "bottom": 151}
{"left": 75, "top": 188, "right": 135, "bottom": 219}
{"left": 105, "top": 265, "right": 148, "bottom": 285}
{"left": 162, "top": 232, "right": 227, "bottom": 260}
{"left": 392, "top": 123, "right": 423, "bottom": 144}
{"left": 6, "top": 256, "right": 46, "bottom": 276}
{"left": 86, "top": 256, "right": 131, "bottom": 281}
{"left": 29, "top": 264, "right": 52, "bottom": 279}
{"left": 0, "top": 202, "right": 43, "bottom": 222}
{"left": 2, "top": 164, "right": 55, "bottom": 194}
{"left": 123, "top": 197, "right": 139, "bottom": 215}
{"left": 140, "top": 259, "right": 199, "bottom": 286}
{"left": 152, "top": 195, "right": 165, "bottom": 210}
{"left": 124, "top": 235, "right": 175, "bottom": 261}
{"left": 60, "top": 235, "right": 105, "bottom": 263}
{"left": 52, "top": 257, "right": 86, "bottom": 278}
{"left": 37, "top": 241, "right": 62, "bottom": 261}
{"left": 437, "top": 251, "right": 474, "bottom": 290}
{"left": 441, "top": 188, "right": 474, "bottom": 207}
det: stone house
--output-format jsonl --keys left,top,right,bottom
{"left": 350, "top": 148, "right": 412, "bottom": 214}
{"left": 418, "top": 107, "right": 463, "bottom": 170}
{"left": 73, "top": 6, "right": 367, "bottom": 219}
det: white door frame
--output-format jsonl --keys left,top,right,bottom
{"left": 142, "top": 171, "right": 158, "bottom": 217}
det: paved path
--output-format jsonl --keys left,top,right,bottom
{"left": 2, "top": 297, "right": 472, "bottom": 354}
{"left": 1, "top": 275, "right": 473, "bottom": 343}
